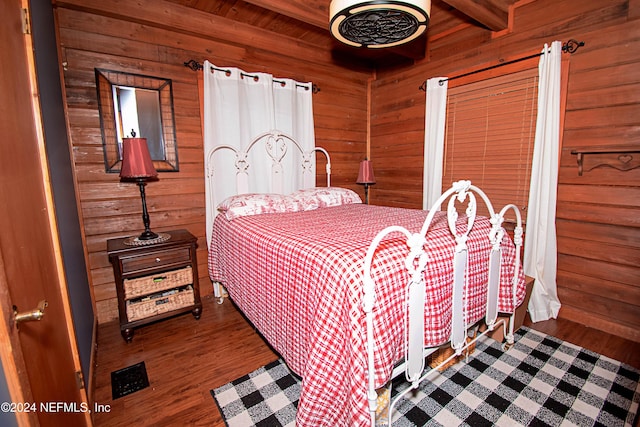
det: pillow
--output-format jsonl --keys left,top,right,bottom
{"left": 291, "top": 187, "right": 362, "bottom": 210}
{"left": 217, "top": 193, "right": 299, "bottom": 220}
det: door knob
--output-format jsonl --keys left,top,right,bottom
{"left": 13, "top": 300, "right": 48, "bottom": 327}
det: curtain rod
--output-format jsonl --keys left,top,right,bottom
{"left": 419, "top": 39, "right": 584, "bottom": 91}
{"left": 184, "top": 59, "right": 320, "bottom": 94}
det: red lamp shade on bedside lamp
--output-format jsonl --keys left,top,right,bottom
{"left": 120, "top": 137, "right": 158, "bottom": 179}
{"left": 120, "top": 137, "right": 159, "bottom": 241}
{"left": 356, "top": 159, "right": 376, "bottom": 204}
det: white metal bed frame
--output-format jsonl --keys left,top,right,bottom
{"left": 205, "top": 130, "right": 331, "bottom": 301}
{"left": 205, "top": 133, "right": 524, "bottom": 425}
{"left": 362, "top": 180, "right": 523, "bottom": 426}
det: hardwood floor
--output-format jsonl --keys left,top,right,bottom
{"left": 523, "top": 316, "right": 640, "bottom": 370}
{"left": 92, "top": 295, "right": 277, "bottom": 426}
{"left": 92, "top": 294, "right": 640, "bottom": 426}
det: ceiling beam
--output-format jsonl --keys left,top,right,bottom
{"left": 440, "top": 0, "right": 509, "bottom": 31}
{"left": 242, "top": 0, "right": 330, "bottom": 29}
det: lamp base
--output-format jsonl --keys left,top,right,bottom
{"left": 138, "top": 230, "right": 159, "bottom": 241}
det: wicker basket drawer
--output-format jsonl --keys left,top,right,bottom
{"left": 126, "top": 286, "right": 194, "bottom": 322}
{"left": 124, "top": 266, "right": 193, "bottom": 299}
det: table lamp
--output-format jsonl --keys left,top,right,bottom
{"left": 357, "top": 159, "right": 376, "bottom": 204}
{"left": 120, "top": 136, "right": 159, "bottom": 241}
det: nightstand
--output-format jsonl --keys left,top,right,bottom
{"left": 107, "top": 229, "right": 202, "bottom": 342}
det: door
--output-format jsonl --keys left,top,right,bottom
{"left": 29, "top": 0, "right": 96, "bottom": 388}
{"left": 0, "top": 0, "right": 90, "bottom": 425}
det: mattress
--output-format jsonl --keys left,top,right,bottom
{"left": 208, "top": 203, "right": 526, "bottom": 426}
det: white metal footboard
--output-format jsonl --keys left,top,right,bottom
{"left": 362, "top": 180, "right": 523, "bottom": 426}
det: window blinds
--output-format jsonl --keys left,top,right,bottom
{"left": 442, "top": 68, "right": 538, "bottom": 222}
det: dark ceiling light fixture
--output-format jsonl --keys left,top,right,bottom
{"left": 329, "top": 0, "right": 430, "bottom": 49}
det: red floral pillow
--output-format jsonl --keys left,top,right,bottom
{"left": 218, "top": 193, "right": 300, "bottom": 220}
{"left": 291, "top": 187, "right": 362, "bottom": 210}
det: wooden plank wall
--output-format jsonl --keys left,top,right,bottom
{"left": 370, "top": 0, "right": 640, "bottom": 341}
{"left": 55, "top": 0, "right": 371, "bottom": 323}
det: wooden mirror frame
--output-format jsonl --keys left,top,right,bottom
{"left": 96, "top": 69, "right": 179, "bottom": 173}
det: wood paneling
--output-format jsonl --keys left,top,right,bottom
{"left": 370, "top": 0, "right": 640, "bottom": 341}
{"left": 55, "top": 0, "right": 370, "bottom": 323}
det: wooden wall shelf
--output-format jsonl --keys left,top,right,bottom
{"left": 570, "top": 147, "right": 640, "bottom": 176}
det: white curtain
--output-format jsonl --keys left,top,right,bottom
{"left": 202, "top": 61, "right": 315, "bottom": 247}
{"left": 524, "top": 41, "right": 563, "bottom": 322}
{"left": 422, "top": 77, "right": 448, "bottom": 209}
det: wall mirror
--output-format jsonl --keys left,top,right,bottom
{"left": 96, "top": 69, "right": 179, "bottom": 172}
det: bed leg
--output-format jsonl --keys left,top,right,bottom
{"left": 501, "top": 313, "right": 516, "bottom": 351}
{"left": 213, "top": 281, "right": 225, "bottom": 304}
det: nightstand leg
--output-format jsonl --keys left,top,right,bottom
{"left": 121, "top": 328, "right": 134, "bottom": 342}
{"left": 192, "top": 306, "right": 202, "bottom": 320}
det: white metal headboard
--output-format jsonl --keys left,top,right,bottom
{"left": 205, "top": 130, "right": 331, "bottom": 218}
{"left": 206, "top": 130, "right": 331, "bottom": 302}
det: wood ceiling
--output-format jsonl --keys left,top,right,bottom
{"left": 168, "top": 0, "right": 518, "bottom": 65}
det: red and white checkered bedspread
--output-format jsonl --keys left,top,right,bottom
{"left": 208, "top": 204, "right": 526, "bottom": 427}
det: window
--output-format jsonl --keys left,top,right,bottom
{"left": 442, "top": 68, "right": 538, "bottom": 222}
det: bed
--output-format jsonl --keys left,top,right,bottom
{"left": 206, "top": 131, "right": 527, "bottom": 427}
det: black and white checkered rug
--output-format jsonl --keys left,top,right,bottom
{"left": 211, "top": 327, "right": 640, "bottom": 426}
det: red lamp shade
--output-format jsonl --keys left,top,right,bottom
{"left": 120, "top": 138, "right": 157, "bottom": 179}
{"left": 356, "top": 160, "right": 376, "bottom": 185}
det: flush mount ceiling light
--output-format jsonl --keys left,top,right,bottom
{"left": 330, "top": 0, "right": 430, "bottom": 48}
